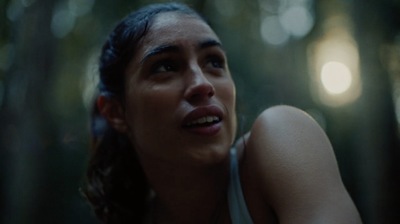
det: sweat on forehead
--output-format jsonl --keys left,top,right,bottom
{"left": 143, "top": 12, "right": 218, "bottom": 42}
{"left": 150, "top": 11, "right": 206, "bottom": 28}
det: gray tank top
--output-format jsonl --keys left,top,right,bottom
{"left": 228, "top": 147, "right": 254, "bottom": 224}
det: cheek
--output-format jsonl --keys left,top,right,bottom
{"left": 217, "top": 79, "right": 236, "bottom": 111}
{"left": 128, "top": 93, "right": 167, "bottom": 127}
{"left": 125, "top": 87, "right": 180, "bottom": 145}
{"left": 216, "top": 79, "right": 237, "bottom": 134}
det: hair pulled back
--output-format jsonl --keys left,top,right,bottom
{"left": 84, "top": 3, "right": 205, "bottom": 223}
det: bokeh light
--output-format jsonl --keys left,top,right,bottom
{"left": 320, "top": 61, "right": 353, "bottom": 94}
{"left": 259, "top": 0, "right": 314, "bottom": 46}
{"left": 260, "top": 15, "right": 289, "bottom": 46}
{"left": 279, "top": 5, "right": 314, "bottom": 38}
{"left": 308, "top": 15, "right": 361, "bottom": 107}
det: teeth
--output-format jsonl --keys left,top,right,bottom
{"left": 187, "top": 116, "right": 220, "bottom": 126}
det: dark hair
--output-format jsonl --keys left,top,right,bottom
{"left": 84, "top": 2, "right": 205, "bottom": 224}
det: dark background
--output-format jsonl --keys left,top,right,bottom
{"left": 1, "top": 0, "right": 399, "bottom": 223}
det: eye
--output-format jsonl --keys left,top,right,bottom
{"left": 205, "top": 55, "right": 225, "bottom": 69}
{"left": 152, "top": 60, "right": 179, "bottom": 73}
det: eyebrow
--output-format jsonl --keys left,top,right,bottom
{"left": 199, "top": 39, "right": 222, "bottom": 50}
{"left": 140, "top": 45, "right": 180, "bottom": 64}
{"left": 140, "top": 39, "right": 223, "bottom": 64}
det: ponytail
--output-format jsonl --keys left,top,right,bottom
{"left": 84, "top": 100, "right": 149, "bottom": 223}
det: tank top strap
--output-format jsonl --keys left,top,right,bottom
{"left": 227, "top": 147, "right": 254, "bottom": 224}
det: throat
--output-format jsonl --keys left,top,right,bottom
{"left": 152, "top": 192, "right": 230, "bottom": 224}
{"left": 141, "top": 151, "right": 231, "bottom": 223}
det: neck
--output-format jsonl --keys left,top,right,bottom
{"left": 140, "top": 155, "right": 230, "bottom": 224}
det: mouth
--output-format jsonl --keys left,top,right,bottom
{"left": 182, "top": 105, "right": 224, "bottom": 135}
{"left": 184, "top": 116, "right": 221, "bottom": 127}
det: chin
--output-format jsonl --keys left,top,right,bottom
{"left": 187, "top": 143, "right": 231, "bottom": 167}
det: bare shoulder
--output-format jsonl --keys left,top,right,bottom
{"left": 239, "top": 105, "right": 362, "bottom": 223}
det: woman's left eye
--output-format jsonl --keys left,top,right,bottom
{"left": 206, "top": 56, "right": 225, "bottom": 69}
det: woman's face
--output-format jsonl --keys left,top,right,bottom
{"left": 123, "top": 12, "right": 236, "bottom": 166}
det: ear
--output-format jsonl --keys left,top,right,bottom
{"left": 97, "top": 95, "right": 129, "bottom": 133}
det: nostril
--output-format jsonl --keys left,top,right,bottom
{"left": 208, "top": 86, "right": 215, "bottom": 97}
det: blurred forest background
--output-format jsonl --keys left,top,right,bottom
{"left": 1, "top": 0, "right": 399, "bottom": 223}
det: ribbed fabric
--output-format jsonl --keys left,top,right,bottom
{"left": 228, "top": 147, "right": 254, "bottom": 224}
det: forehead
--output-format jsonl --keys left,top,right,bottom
{"left": 141, "top": 12, "right": 220, "bottom": 48}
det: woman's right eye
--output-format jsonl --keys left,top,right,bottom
{"left": 152, "top": 61, "right": 178, "bottom": 74}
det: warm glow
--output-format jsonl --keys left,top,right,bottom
{"left": 307, "top": 15, "right": 362, "bottom": 107}
{"left": 320, "top": 61, "right": 352, "bottom": 94}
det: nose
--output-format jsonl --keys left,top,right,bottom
{"left": 183, "top": 66, "right": 215, "bottom": 103}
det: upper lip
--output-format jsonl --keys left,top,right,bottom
{"left": 182, "top": 105, "right": 224, "bottom": 127}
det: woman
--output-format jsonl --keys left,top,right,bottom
{"left": 85, "top": 2, "right": 362, "bottom": 224}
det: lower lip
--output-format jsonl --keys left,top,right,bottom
{"left": 185, "top": 122, "right": 222, "bottom": 136}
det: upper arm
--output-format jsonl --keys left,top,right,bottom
{"left": 243, "top": 105, "right": 362, "bottom": 223}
